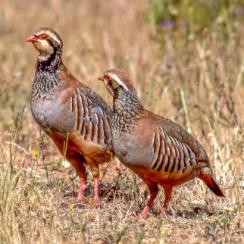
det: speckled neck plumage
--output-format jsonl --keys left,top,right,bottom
{"left": 112, "top": 87, "right": 144, "bottom": 133}
{"left": 32, "top": 49, "right": 61, "bottom": 101}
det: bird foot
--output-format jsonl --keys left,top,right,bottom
{"left": 61, "top": 198, "right": 87, "bottom": 208}
{"left": 160, "top": 207, "right": 169, "bottom": 217}
{"left": 139, "top": 206, "right": 151, "bottom": 218}
{"left": 61, "top": 192, "right": 88, "bottom": 207}
{"left": 89, "top": 198, "right": 105, "bottom": 207}
{"left": 77, "top": 193, "right": 85, "bottom": 201}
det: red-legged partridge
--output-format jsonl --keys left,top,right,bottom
{"left": 27, "top": 28, "right": 114, "bottom": 204}
{"left": 98, "top": 69, "right": 224, "bottom": 215}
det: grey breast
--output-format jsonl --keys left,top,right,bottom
{"left": 31, "top": 98, "right": 75, "bottom": 133}
{"left": 112, "top": 131, "right": 154, "bottom": 168}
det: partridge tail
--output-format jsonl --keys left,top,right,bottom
{"left": 199, "top": 168, "right": 225, "bottom": 197}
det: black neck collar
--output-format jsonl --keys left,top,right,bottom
{"left": 36, "top": 48, "right": 62, "bottom": 73}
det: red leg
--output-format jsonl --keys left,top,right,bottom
{"left": 141, "top": 181, "right": 159, "bottom": 217}
{"left": 61, "top": 160, "right": 87, "bottom": 205}
{"left": 88, "top": 160, "right": 103, "bottom": 206}
{"left": 91, "top": 177, "right": 102, "bottom": 205}
{"left": 52, "top": 138, "right": 88, "bottom": 203}
{"left": 77, "top": 176, "right": 86, "bottom": 200}
{"left": 64, "top": 153, "right": 87, "bottom": 201}
{"left": 161, "top": 186, "right": 173, "bottom": 215}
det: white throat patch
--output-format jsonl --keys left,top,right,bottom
{"left": 34, "top": 39, "right": 54, "bottom": 56}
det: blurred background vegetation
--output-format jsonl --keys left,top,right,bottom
{"left": 148, "top": 0, "right": 244, "bottom": 34}
{"left": 0, "top": 0, "right": 243, "bottom": 243}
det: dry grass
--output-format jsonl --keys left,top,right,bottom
{"left": 0, "top": 0, "right": 243, "bottom": 243}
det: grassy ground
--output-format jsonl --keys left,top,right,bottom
{"left": 0, "top": 0, "right": 243, "bottom": 243}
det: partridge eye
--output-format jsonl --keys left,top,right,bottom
{"left": 104, "top": 75, "right": 109, "bottom": 80}
{"left": 39, "top": 34, "right": 48, "bottom": 39}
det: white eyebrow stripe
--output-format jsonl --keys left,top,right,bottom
{"left": 109, "top": 73, "right": 128, "bottom": 91}
{"left": 48, "top": 32, "right": 61, "bottom": 44}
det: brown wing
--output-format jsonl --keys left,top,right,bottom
{"left": 56, "top": 63, "right": 112, "bottom": 147}
{"left": 81, "top": 86, "right": 112, "bottom": 118}
{"left": 58, "top": 63, "right": 112, "bottom": 118}
{"left": 150, "top": 127, "right": 206, "bottom": 174}
{"left": 69, "top": 88, "right": 112, "bottom": 148}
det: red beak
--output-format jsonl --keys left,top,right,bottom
{"left": 26, "top": 35, "right": 38, "bottom": 42}
{"left": 97, "top": 75, "right": 105, "bottom": 81}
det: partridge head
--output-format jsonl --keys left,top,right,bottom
{"left": 98, "top": 69, "right": 137, "bottom": 96}
{"left": 26, "top": 27, "right": 63, "bottom": 61}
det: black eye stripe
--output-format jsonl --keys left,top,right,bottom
{"left": 38, "top": 34, "right": 48, "bottom": 39}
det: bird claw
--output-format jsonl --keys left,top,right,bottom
{"left": 77, "top": 193, "right": 85, "bottom": 201}
{"left": 89, "top": 198, "right": 105, "bottom": 207}
{"left": 139, "top": 206, "right": 151, "bottom": 218}
{"left": 61, "top": 191, "right": 88, "bottom": 207}
{"left": 61, "top": 198, "right": 87, "bottom": 208}
{"left": 160, "top": 207, "right": 169, "bottom": 217}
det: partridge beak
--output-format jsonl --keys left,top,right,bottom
{"left": 26, "top": 35, "right": 38, "bottom": 42}
{"left": 97, "top": 75, "right": 105, "bottom": 81}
